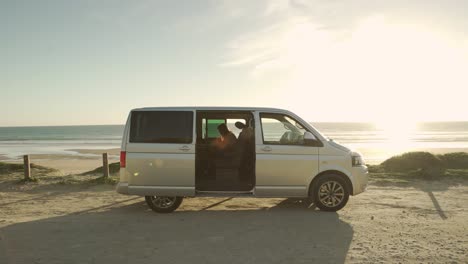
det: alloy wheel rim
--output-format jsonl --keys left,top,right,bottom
{"left": 150, "top": 196, "right": 176, "bottom": 208}
{"left": 318, "top": 181, "right": 345, "bottom": 207}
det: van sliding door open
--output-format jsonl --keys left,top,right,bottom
{"left": 195, "top": 111, "right": 256, "bottom": 192}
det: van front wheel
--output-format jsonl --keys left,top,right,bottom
{"left": 145, "top": 196, "right": 183, "bottom": 213}
{"left": 313, "top": 175, "right": 349, "bottom": 212}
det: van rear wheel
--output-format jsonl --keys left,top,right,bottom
{"left": 145, "top": 196, "right": 183, "bottom": 213}
{"left": 313, "top": 174, "right": 349, "bottom": 212}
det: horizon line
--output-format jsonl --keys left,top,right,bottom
{"left": 2, "top": 120, "right": 468, "bottom": 128}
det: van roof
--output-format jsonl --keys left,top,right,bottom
{"left": 131, "top": 106, "right": 290, "bottom": 112}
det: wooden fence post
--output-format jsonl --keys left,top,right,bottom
{"left": 102, "top": 153, "right": 109, "bottom": 178}
{"left": 23, "top": 155, "right": 31, "bottom": 180}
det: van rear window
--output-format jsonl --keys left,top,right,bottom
{"left": 129, "top": 111, "right": 193, "bottom": 143}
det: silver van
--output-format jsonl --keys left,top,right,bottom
{"left": 117, "top": 107, "right": 368, "bottom": 213}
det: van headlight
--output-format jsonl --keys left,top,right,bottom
{"left": 352, "top": 154, "right": 365, "bottom": 166}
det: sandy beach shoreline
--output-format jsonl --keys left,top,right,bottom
{"left": 0, "top": 148, "right": 120, "bottom": 174}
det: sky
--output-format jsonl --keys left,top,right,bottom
{"left": 1, "top": 0, "right": 468, "bottom": 126}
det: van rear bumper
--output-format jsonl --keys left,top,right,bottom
{"left": 116, "top": 182, "right": 129, "bottom": 194}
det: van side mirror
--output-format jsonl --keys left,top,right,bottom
{"left": 304, "top": 132, "right": 322, "bottom": 146}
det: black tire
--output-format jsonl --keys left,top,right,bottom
{"left": 145, "top": 196, "right": 183, "bottom": 213}
{"left": 312, "top": 174, "right": 350, "bottom": 212}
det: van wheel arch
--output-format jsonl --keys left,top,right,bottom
{"left": 309, "top": 170, "right": 353, "bottom": 197}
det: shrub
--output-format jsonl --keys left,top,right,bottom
{"left": 0, "top": 162, "right": 24, "bottom": 174}
{"left": 81, "top": 162, "right": 120, "bottom": 175}
{"left": 438, "top": 152, "right": 468, "bottom": 169}
{"left": 88, "top": 175, "right": 118, "bottom": 184}
{"left": 0, "top": 162, "right": 56, "bottom": 174}
{"left": 381, "top": 152, "right": 444, "bottom": 173}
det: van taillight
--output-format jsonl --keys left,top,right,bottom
{"left": 120, "top": 151, "right": 126, "bottom": 168}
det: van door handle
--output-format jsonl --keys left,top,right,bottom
{"left": 179, "top": 146, "right": 190, "bottom": 151}
{"left": 261, "top": 146, "right": 272, "bottom": 152}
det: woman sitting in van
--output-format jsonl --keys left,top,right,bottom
{"left": 215, "top": 123, "right": 237, "bottom": 152}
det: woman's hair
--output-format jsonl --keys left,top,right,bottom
{"left": 217, "top": 123, "right": 229, "bottom": 136}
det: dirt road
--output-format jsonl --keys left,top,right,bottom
{"left": 0, "top": 180, "right": 467, "bottom": 263}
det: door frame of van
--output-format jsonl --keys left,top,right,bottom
{"left": 195, "top": 110, "right": 256, "bottom": 193}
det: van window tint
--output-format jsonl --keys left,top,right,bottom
{"left": 130, "top": 111, "right": 193, "bottom": 143}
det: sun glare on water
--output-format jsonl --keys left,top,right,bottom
{"left": 375, "top": 119, "right": 417, "bottom": 154}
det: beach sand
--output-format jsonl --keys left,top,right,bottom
{"left": 33, "top": 158, "right": 119, "bottom": 175}
{"left": 0, "top": 172, "right": 466, "bottom": 263}
{"left": 68, "top": 148, "right": 120, "bottom": 156}
{"left": 0, "top": 149, "right": 120, "bottom": 175}
{"left": 0, "top": 154, "right": 11, "bottom": 161}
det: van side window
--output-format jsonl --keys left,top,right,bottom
{"left": 260, "top": 113, "right": 307, "bottom": 145}
{"left": 130, "top": 111, "right": 193, "bottom": 143}
{"left": 204, "top": 119, "right": 224, "bottom": 138}
{"left": 201, "top": 118, "right": 246, "bottom": 139}
{"left": 226, "top": 119, "right": 246, "bottom": 137}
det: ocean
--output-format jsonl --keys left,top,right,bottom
{"left": 1, "top": 122, "right": 467, "bottom": 164}
{"left": 0, "top": 125, "right": 123, "bottom": 159}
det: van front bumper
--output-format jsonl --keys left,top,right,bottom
{"left": 351, "top": 166, "right": 369, "bottom": 195}
{"left": 116, "top": 182, "right": 129, "bottom": 194}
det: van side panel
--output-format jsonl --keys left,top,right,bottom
{"left": 126, "top": 147, "right": 195, "bottom": 187}
{"left": 124, "top": 110, "right": 196, "bottom": 196}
